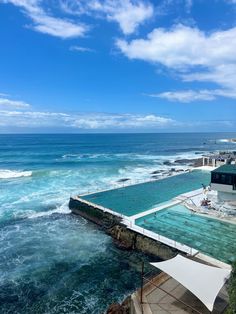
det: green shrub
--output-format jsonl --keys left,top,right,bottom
{"left": 227, "top": 262, "right": 236, "bottom": 314}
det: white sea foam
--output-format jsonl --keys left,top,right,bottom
{"left": 219, "top": 139, "right": 229, "bottom": 142}
{"left": 61, "top": 151, "right": 204, "bottom": 163}
{"left": 0, "top": 169, "right": 32, "bottom": 179}
{"left": 28, "top": 201, "right": 71, "bottom": 219}
{"left": 218, "top": 138, "right": 236, "bottom": 143}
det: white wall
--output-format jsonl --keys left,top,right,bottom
{"left": 218, "top": 191, "right": 236, "bottom": 201}
{"left": 211, "top": 183, "right": 236, "bottom": 193}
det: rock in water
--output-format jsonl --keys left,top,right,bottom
{"left": 105, "top": 303, "right": 124, "bottom": 314}
{"left": 117, "top": 178, "right": 130, "bottom": 183}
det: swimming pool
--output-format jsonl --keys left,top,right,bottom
{"left": 81, "top": 170, "right": 210, "bottom": 216}
{"left": 136, "top": 204, "right": 236, "bottom": 264}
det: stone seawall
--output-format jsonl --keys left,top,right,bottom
{"left": 69, "top": 197, "right": 177, "bottom": 260}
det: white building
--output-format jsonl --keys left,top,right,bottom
{"left": 203, "top": 152, "right": 236, "bottom": 167}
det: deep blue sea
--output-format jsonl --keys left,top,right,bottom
{"left": 0, "top": 133, "right": 236, "bottom": 314}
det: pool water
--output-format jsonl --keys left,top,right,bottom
{"left": 82, "top": 170, "right": 210, "bottom": 216}
{"left": 136, "top": 204, "right": 236, "bottom": 264}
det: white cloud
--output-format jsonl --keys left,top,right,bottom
{"left": 117, "top": 24, "right": 236, "bottom": 101}
{"left": 30, "top": 14, "right": 87, "bottom": 39}
{"left": 149, "top": 88, "right": 236, "bottom": 102}
{"left": 2, "top": 0, "right": 153, "bottom": 37}
{"left": 0, "top": 110, "right": 175, "bottom": 129}
{"left": 92, "top": 0, "right": 154, "bottom": 35}
{"left": 61, "top": 0, "right": 154, "bottom": 35}
{"left": 70, "top": 45, "right": 95, "bottom": 52}
{"left": 0, "top": 97, "right": 31, "bottom": 108}
{"left": 117, "top": 24, "right": 236, "bottom": 68}
{"left": 181, "top": 64, "right": 236, "bottom": 90}
{"left": 150, "top": 90, "right": 216, "bottom": 102}
{"left": 1, "top": 0, "right": 87, "bottom": 38}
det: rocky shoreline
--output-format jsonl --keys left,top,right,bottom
{"left": 115, "top": 157, "right": 203, "bottom": 184}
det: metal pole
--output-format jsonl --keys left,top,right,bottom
{"left": 140, "top": 261, "right": 144, "bottom": 314}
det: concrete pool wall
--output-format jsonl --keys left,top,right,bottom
{"left": 69, "top": 192, "right": 200, "bottom": 258}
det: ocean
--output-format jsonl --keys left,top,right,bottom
{"left": 0, "top": 132, "right": 236, "bottom": 314}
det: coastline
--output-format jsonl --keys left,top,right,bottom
{"left": 2, "top": 133, "right": 236, "bottom": 314}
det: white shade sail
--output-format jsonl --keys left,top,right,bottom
{"left": 151, "top": 255, "right": 231, "bottom": 311}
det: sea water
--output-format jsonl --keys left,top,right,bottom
{"left": 0, "top": 133, "right": 236, "bottom": 313}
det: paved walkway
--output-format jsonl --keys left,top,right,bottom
{"left": 132, "top": 273, "right": 229, "bottom": 314}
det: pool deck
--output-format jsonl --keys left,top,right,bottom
{"left": 131, "top": 272, "right": 229, "bottom": 314}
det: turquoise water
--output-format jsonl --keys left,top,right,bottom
{"left": 1, "top": 133, "right": 236, "bottom": 313}
{"left": 82, "top": 170, "right": 210, "bottom": 216}
{"left": 136, "top": 204, "right": 236, "bottom": 263}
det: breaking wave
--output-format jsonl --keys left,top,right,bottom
{"left": 218, "top": 138, "right": 236, "bottom": 143}
{"left": 27, "top": 202, "right": 71, "bottom": 219}
{"left": 0, "top": 169, "right": 32, "bottom": 179}
{"left": 61, "top": 151, "right": 203, "bottom": 163}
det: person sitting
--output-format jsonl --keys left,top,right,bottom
{"left": 201, "top": 198, "right": 211, "bottom": 206}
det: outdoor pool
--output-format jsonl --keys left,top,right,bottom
{"left": 81, "top": 170, "right": 210, "bottom": 216}
{"left": 136, "top": 204, "right": 236, "bottom": 264}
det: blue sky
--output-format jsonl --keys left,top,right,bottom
{"left": 0, "top": 0, "right": 236, "bottom": 133}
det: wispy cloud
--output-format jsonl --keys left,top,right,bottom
{"left": 149, "top": 90, "right": 216, "bottom": 102}
{"left": 61, "top": 0, "right": 154, "bottom": 35}
{"left": 0, "top": 110, "right": 175, "bottom": 129}
{"left": 148, "top": 88, "right": 236, "bottom": 102}
{"left": 226, "top": 0, "right": 236, "bottom": 4}
{"left": 2, "top": 0, "right": 88, "bottom": 38}
{"left": 117, "top": 24, "right": 236, "bottom": 101}
{"left": 1, "top": 109, "right": 235, "bottom": 132}
{"left": 70, "top": 45, "right": 95, "bottom": 53}
{"left": 90, "top": 0, "right": 154, "bottom": 35}
{"left": 0, "top": 96, "right": 31, "bottom": 108}
{"left": 2, "top": 0, "right": 153, "bottom": 37}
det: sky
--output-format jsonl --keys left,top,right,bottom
{"left": 0, "top": 0, "right": 236, "bottom": 133}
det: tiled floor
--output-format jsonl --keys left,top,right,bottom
{"left": 140, "top": 275, "right": 228, "bottom": 314}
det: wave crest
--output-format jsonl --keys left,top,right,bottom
{"left": 27, "top": 202, "right": 71, "bottom": 219}
{"left": 0, "top": 169, "right": 32, "bottom": 179}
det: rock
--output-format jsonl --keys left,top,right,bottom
{"left": 174, "top": 158, "right": 203, "bottom": 167}
{"left": 151, "top": 170, "right": 163, "bottom": 174}
{"left": 174, "top": 158, "right": 194, "bottom": 164}
{"left": 151, "top": 175, "right": 160, "bottom": 179}
{"left": 175, "top": 169, "right": 184, "bottom": 172}
{"left": 163, "top": 161, "right": 172, "bottom": 165}
{"left": 193, "top": 158, "right": 203, "bottom": 167}
{"left": 106, "top": 303, "right": 123, "bottom": 314}
{"left": 108, "top": 225, "right": 136, "bottom": 249}
{"left": 117, "top": 178, "right": 130, "bottom": 183}
{"left": 113, "top": 239, "right": 132, "bottom": 251}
